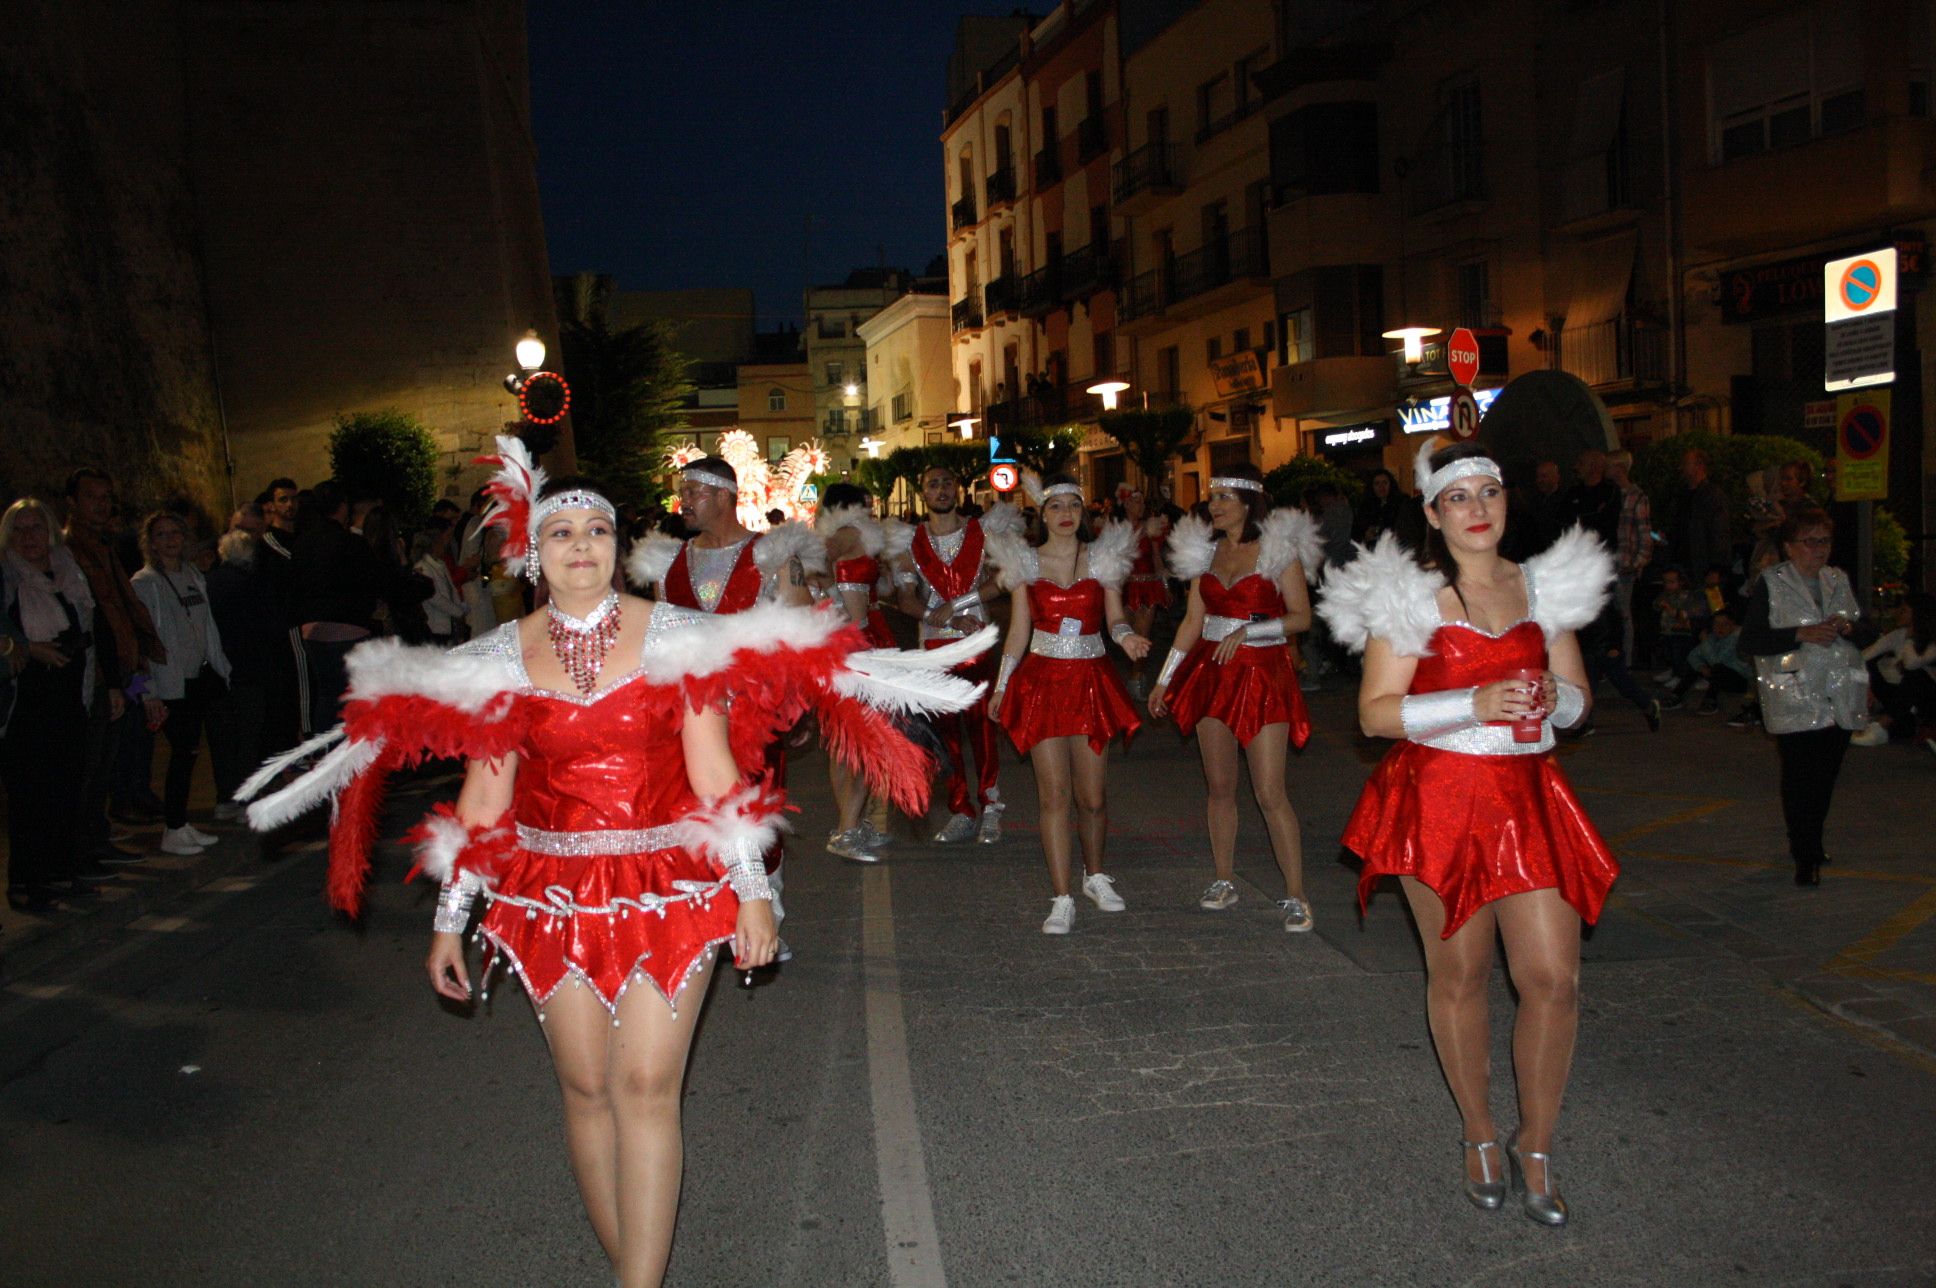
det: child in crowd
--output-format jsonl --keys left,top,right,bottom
{"left": 1653, "top": 567, "right": 1708, "bottom": 680}
{"left": 1660, "top": 609, "right": 1757, "bottom": 718}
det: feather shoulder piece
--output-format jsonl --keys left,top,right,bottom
{"left": 1316, "top": 533, "right": 1447, "bottom": 657}
{"left": 1522, "top": 525, "right": 1615, "bottom": 638}
{"left": 1166, "top": 514, "right": 1217, "bottom": 581}
{"left": 983, "top": 530, "right": 1039, "bottom": 591}
{"left": 753, "top": 520, "right": 830, "bottom": 578}
{"left": 879, "top": 517, "right": 915, "bottom": 561}
{"left": 978, "top": 502, "right": 1026, "bottom": 539}
{"left": 625, "top": 532, "right": 682, "bottom": 590}
{"left": 814, "top": 504, "right": 885, "bottom": 557}
{"left": 1257, "top": 508, "right": 1323, "bottom": 584}
{"left": 1086, "top": 520, "right": 1137, "bottom": 590}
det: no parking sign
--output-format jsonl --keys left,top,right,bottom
{"left": 1834, "top": 390, "right": 1889, "bottom": 501}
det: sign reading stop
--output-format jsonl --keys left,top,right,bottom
{"left": 1446, "top": 327, "right": 1480, "bottom": 387}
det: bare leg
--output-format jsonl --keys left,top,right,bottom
{"left": 1030, "top": 737, "right": 1076, "bottom": 896}
{"left": 1197, "top": 719, "right": 1241, "bottom": 880}
{"left": 538, "top": 979, "right": 622, "bottom": 1262}
{"left": 1241, "top": 722, "right": 1303, "bottom": 899}
{"left": 1493, "top": 889, "right": 1583, "bottom": 1192}
{"left": 608, "top": 954, "right": 715, "bottom": 1288}
{"left": 1071, "top": 740, "right": 1108, "bottom": 876}
{"left": 828, "top": 756, "right": 867, "bottom": 833}
{"left": 1398, "top": 877, "right": 1501, "bottom": 1183}
{"left": 1129, "top": 605, "right": 1157, "bottom": 682}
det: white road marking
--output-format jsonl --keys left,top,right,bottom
{"left": 861, "top": 867, "right": 948, "bottom": 1288}
{"left": 127, "top": 914, "right": 203, "bottom": 933}
{"left": 202, "top": 877, "right": 260, "bottom": 894}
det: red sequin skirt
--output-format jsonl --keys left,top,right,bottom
{"left": 1124, "top": 576, "right": 1170, "bottom": 613}
{"left": 1342, "top": 742, "right": 1619, "bottom": 937}
{"left": 1165, "top": 641, "right": 1310, "bottom": 749}
{"left": 862, "top": 607, "right": 896, "bottom": 649}
{"left": 477, "top": 845, "right": 739, "bottom": 1015}
{"left": 997, "top": 654, "right": 1142, "bottom": 756}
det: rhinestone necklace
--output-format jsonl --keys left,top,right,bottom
{"left": 546, "top": 592, "right": 622, "bottom": 693}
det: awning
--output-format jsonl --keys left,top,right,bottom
{"left": 1554, "top": 228, "right": 1637, "bottom": 329}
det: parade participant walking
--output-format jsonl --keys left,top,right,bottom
{"left": 815, "top": 483, "right": 910, "bottom": 863}
{"left": 1118, "top": 487, "right": 1169, "bottom": 699}
{"left": 986, "top": 477, "right": 1148, "bottom": 934}
{"left": 1147, "top": 464, "right": 1320, "bottom": 931}
{"left": 237, "top": 441, "right": 987, "bottom": 1288}
{"left": 1320, "top": 439, "right": 1615, "bottom": 1228}
{"left": 896, "top": 464, "right": 1022, "bottom": 844}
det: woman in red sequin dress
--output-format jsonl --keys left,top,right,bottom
{"left": 1318, "top": 439, "right": 1616, "bottom": 1228}
{"left": 1147, "top": 463, "right": 1320, "bottom": 932}
{"left": 988, "top": 477, "right": 1149, "bottom": 934}
{"left": 1118, "top": 487, "right": 1170, "bottom": 697}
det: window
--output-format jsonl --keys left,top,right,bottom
{"left": 1269, "top": 102, "right": 1379, "bottom": 200}
{"left": 1156, "top": 345, "right": 1181, "bottom": 394}
{"left": 1196, "top": 72, "right": 1233, "bottom": 140}
{"left": 824, "top": 409, "right": 847, "bottom": 434}
{"left": 1207, "top": 336, "right": 1223, "bottom": 363}
{"left": 892, "top": 390, "right": 912, "bottom": 422}
{"left": 1262, "top": 320, "right": 1276, "bottom": 355}
{"left": 1446, "top": 82, "right": 1484, "bottom": 200}
{"left": 767, "top": 387, "right": 786, "bottom": 412}
{"left": 1235, "top": 47, "right": 1269, "bottom": 116}
{"left": 1281, "top": 308, "right": 1313, "bottom": 365}
{"left": 1457, "top": 260, "right": 1492, "bottom": 327}
{"left": 1710, "top": 9, "right": 1863, "bottom": 162}
{"left": 1092, "top": 331, "right": 1114, "bottom": 380}
{"left": 825, "top": 362, "right": 844, "bottom": 387}
{"left": 1232, "top": 326, "right": 1251, "bottom": 353}
{"left": 767, "top": 437, "right": 790, "bottom": 462}
{"left": 1089, "top": 203, "right": 1110, "bottom": 252}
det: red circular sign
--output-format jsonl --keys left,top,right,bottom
{"left": 518, "top": 371, "right": 571, "bottom": 425}
{"left": 1839, "top": 260, "right": 1883, "bottom": 313}
{"left": 1446, "top": 327, "right": 1481, "bottom": 387}
{"left": 1839, "top": 405, "right": 1885, "bottom": 460}
{"left": 989, "top": 463, "right": 1020, "bottom": 493}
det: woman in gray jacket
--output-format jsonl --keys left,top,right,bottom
{"left": 131, "top": 511, "right": 231, "bottom": 856}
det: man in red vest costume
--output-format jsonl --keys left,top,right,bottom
{"left": 896, "top": 464, "right": 1018, "bottom": 843}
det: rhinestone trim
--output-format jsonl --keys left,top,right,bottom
{"left": 1417, "top": 721, "right": 1553, "bottom": 756}
{"left": 516, "top": 822, "right": 685, "bottom": 856}
{"left": 1203, "top": 614, "right": 1284, "bottom": 647}
{"left": 1028, "top": 628, "right": 1106, "bottom": 659}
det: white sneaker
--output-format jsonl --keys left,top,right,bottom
{"left": 159, "top": 827, "right": 209, "bottom": 856}
{"left": 1041, "top": 895, "right": 1076, "bottom": 935}
{"left": 934, "top": 813, "right": 978, "bottom": 843}
{"left": 977, "top": 801, "right": 1004, "bottom": 844}
{"left": 1082, "top": 872, "right": 1126, "bottom": 912}
{"left": 1850, "top": 723, "right": 1889, "bottom": 747}
{"left": 183, "top": 825, "right": 220, "bottom": 846}
{"left": 1276, "top": 896, "right": 1315, "bottom": 933}
{"left": 1199, "top": 879, "right": 1239, "bottom": 910}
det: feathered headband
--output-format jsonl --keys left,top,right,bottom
{"left": 476, "top": 435, "right": 615, "bottom": 580}
{"left": 1413, "top": 437, "right": 1502, "bottom": 505}
{"left": 1019, "top": 468, "right": 1082, "bottom": 506}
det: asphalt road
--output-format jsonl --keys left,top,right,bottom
{"left": 4, "top": 687, "right": 1935, "bottom": 1286}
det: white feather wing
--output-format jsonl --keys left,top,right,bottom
{"left": 1257, "top": 509, "right": 1323, "bottom": 584}
{"left": 1086, "top": 520, "right": 1137, "bottom": 589}
{"left": 1523, "top": 525, "right": 1615, "bottom": 637}
{"left": 1166, "top": 515, "right": 1216, "bottom": 580}
{"left": 1315, "top": 533, "right": 1446, "bottom": 657}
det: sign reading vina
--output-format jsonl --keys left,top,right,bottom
{"left": 1446, "top": 327, "right": 1481, "bottom": 387}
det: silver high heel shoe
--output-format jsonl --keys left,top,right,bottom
{"left": 1461, "top": 1139, "right": 1506, "bottom": 1210}
{"left": 1506, "top": 1131, "right": 1568, "bottom": 1226}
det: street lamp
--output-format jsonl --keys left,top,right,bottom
{"left": 1381, "top": 325, "right": 1440, "bottom": 366}
{"left": 1087, "top": 378, "right": 1131, "bottom": 411}
{"left": 515, "top": 329, "right": 547, "bottom": 373}
{"left": 861, "top": 436, "right": 883, "bottom": 458}
{"left": 949, "top": 414, "right": 979, "bottom": 440}
{"left": 843, "top": 382, "right": 860, "bottom": 398}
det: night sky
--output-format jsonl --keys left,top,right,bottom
{"left": 529, "top": 1, "right": 993, "bottom": 327}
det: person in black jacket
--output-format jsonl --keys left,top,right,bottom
{"left": 205, "top": 529, "right": 286, "bottom": 817}
{"left": 289, "top": 480, "right": 405, "bottom": 734}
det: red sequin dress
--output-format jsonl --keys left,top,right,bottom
{"left": 1340, "top": 620, "right": 1619, "bottom": 937}
{"left": 1124, "top": 525, "right": 1170, "bottom": 612}
{"left": 1166, "top": 572, "right": 1310, "bottom": 748}
{"left": 996, "top": 579, "right": 1142, "bottom": 756}
{"left": 835, "top": 555, "right": 897, "bottom": 648}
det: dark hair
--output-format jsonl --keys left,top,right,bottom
{"left": 64, "top": 466, "right": 112, "bottom": 499}
{"left": 1207, "top": 462, "right": 1269, "bottom": 543}
{"left": 822, "top": 482, "right": 869, "bottom": 510}
{"left": 1030, "top": 474, "right": 1093, "bottom": 546}
{"left": 432, "top": 498, "right": 461, "bottom": 517}
{"left": 305, "top": 480, "right": 347, "bottom": 530}
{"left": 266, "top": 477, "right": 297, "bottom": 495}
{"left": 920, "top": 463, "right": 958, "bottom": 484}
{"left": 1421, "top": 441, "right": 1500, "bottom": 574}
{"left": 1777, "top": 506, "right": 1833, "bottom": 546}
{"left": 685, "top": 455, "right": 737, "bottom": 489}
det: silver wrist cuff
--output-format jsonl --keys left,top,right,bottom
{"left": 893, "top": 570, "right": 917, "bottom": 589}
{"left": 1157, "top": 647, "right": 1185, "bottom": 687}
{"left": 996, "top": 653, "right": 1020, "bottom": 692}
{"left": 1245, "top": 617, "right": 1286, "bottom": 645}
{"left": 1109, "top": 621, "right": 1134, "bottom": 642}
{"left": 432, "top": 872, "right": 482, "bottom": 934}
{"left": 1400, "top": 688, "right": 1480, "bottom": 741}
{"left": 949, "top": 592, "right": 981, "bottom": 615}
{"left": 723, "top": 838, "right": 772, "bottom": 903}
{"left": 1551, "top": 677, "right": 1587, "bottom": 730}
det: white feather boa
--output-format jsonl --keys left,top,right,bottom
{"left": 879, "top": 518, "right": 915, "bottom": 561}
{"left": 1256, "top": 509, "right": 1323, "bottom": 584}
{"left": 1165, "top": 515, "right": 1216, "bottom": 580}
{"left": 984, "top": 530, "right": 1039, "bottom": 591}
{"left": 814, "top": 504, "right": 885, "bottom": 556}
{"left": 676, "top": 782, "right": 791, "bottom": 871}
{"left": 625, "top": 532, "right": 682, "bottom": 590}
{"left": 1316, "top": 533, "right": 1448, "bottom": 657}
{"left": 1086, "top": 520, "right": 1137, "bottom": 590}
{"left": 754, "top": 521, "right": 830, "bottom": 578}
{"left": 978, "top": 503, "right": 1026, "bottom": 539}
{"left": 1522, "top": 525, "right": 1615, "bottom": 638}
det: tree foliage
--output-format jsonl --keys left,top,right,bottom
{"left": 1633, "top": 431, "right": 1825, "bottom": 534}
{"left": 1096, "top": 408, "right": 1195, "bottom": 490}
{"left": 1264, "top": 456, "right": 1364, "bottom": 509}
{"left": 1005, "top": 424, "right": 1086, "bottom": 478}
{"left": 558, "top": 315, "right": 694, "bottom": 513}
{"left": 328, "top": 408, "right": 439, "bottom": 526}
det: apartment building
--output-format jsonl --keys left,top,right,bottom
{"left": 806, "top": 269, "right": 918, "bottom": 472}
{"left": 857, "top": 286, "right": 954, "bottom": 456}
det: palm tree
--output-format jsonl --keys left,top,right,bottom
{"left": 556, "top": 315, "right": 694, "bottom": 513}
{"left": 1097, "top": 408, "right": 1195, "bottom": 495}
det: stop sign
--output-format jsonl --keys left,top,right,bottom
{"left": 1446, "top": 327, "right": 1480, "bottom": 387}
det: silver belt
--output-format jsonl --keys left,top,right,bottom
{"left": 1203, "top": 615, "right": 1281, "bottom": 646}
{"left": 1029, "top": 628, "right": 1106, "bottom": 659}
{"left": 517, "top": 822, "right": 685, "bottom": 856}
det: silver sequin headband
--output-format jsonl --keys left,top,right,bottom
{"left": 1209, "top": 476, "right": 1264, "bottom": 494}
{"left": 1041, "top": 483, "right": 1083, "bottom": 502}
{"left": 1421, "top": 456, "right": 1502, "bottom": 505}
{"left": 681, "top": 466, "right": 737, "bottom": 492}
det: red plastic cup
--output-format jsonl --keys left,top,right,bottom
{"left": 1508, "top": 667, "right": 1545, "bottom": 742}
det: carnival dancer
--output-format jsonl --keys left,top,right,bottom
{"left": 815, "top": 483, "right": 912, "bottom": 863}
{"left": 1147, "top": 463, "right": 1321, "bottom": 931}
{"left": 236, "top": 440, "right": 989, "bottom": 1288}
{"left": 1318, "top": 438, "right": 1616, "bottom": 1228}
{"left": 1119, "top": 487, "right": 1170, "bottom": 700}
{"left": 986, "top": 476, "right": 1149, "bottom": 934}
{"left": 896, "top": 463, "right": 1023, "bottom": 843}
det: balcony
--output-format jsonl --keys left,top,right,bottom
{"left": 951, "top": 296, "right": 984, "bottom": 332}
{"left": 983, "top": 274, "right": 1021, "bottom": 320}
{"left": 1267, "top": 192, "right": 1392, "bottom": 278}
{"left": 985, "top": 164, "right": 1018, "bottom": 210}
{"left": 1558, "top": 316, "right": 1668, "bottom": 392}
{"left": 1117, "top": 228, "right": 1270, "bottom": 333}
{"left": 1033, "top": 143, "right": 1061, "bottom": 187}
{"left": 1019, "top": 264, "right": 1060, "bottom": 318}
{"left": 951, "top": 194, "right": 978, "bottom": 233}
{"left": 1060, "top": 241, "right": 1116, "bottom": 301}
{"left": 1112, "top": 140, "right": 1178, "bottom": 214}
{"left": 1270, "top": 356, "right": 1397, "bottom": 420}
{"left": 1078, "top": 115, "right": 1108, "bottom": 163}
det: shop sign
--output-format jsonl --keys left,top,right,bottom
{"left": 1316, "top": 421, "right": 1388, "bottom": 452}
{"left": 1721, "top": 237, "right": 1925, "bottom": 324}
{"left": 1398, "top": 386, "right": 1501, "bottom": 434}
{"left": 1209, "top": 350, "right": 1267, "bottom": 399}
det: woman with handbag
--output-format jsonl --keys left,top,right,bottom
{"left": 131, "top": 511, "right": 232, "bottom": 856}
{"left": 1740, "top": 509, "right": 1875, "bottom": 886}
